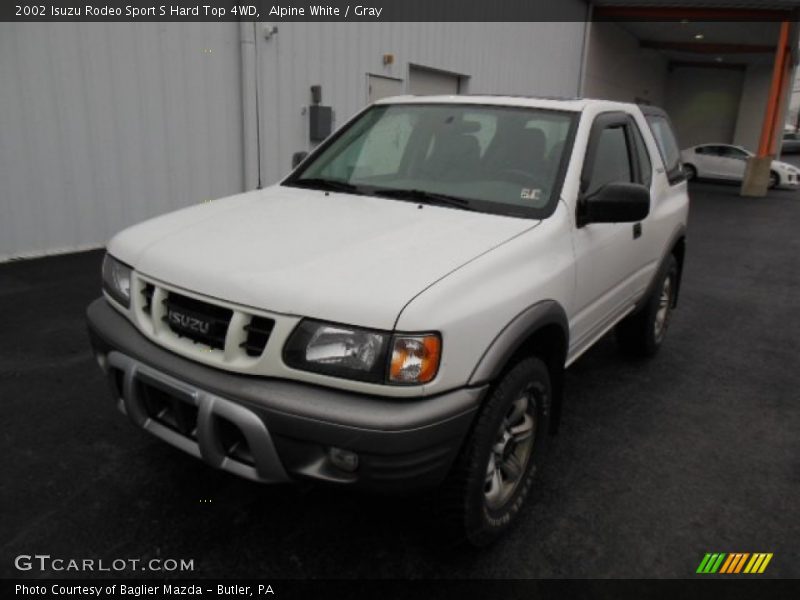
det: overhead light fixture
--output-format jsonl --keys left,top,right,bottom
{"left": 695, "top": 33, "right": 705, "bottom": 40}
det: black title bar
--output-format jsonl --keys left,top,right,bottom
{"left": 5, "top": 0, "right": 799, "bottom": 23}
{"left": 4, "top": 0, "right": 588, "bottom": 22}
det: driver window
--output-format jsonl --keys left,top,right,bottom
{"left": 586, "top": 125, "right": 633, "bottom": 196}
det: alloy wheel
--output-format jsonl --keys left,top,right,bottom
{"left": 654, "top": 275, "right": 673, "bottom": 343}
{"left": 484, "top": 385, "right": 537, "bottom": 510}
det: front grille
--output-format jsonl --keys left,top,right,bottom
{"left": 162, "top": 292, "right": 233, "bottom": 350}
{"left": 135, "top": 277, "right": 275, "bottom": 363}
{"left": 141, "top": 283, "right": 155, "bottom": 314}
{"left": 240, "top": 315, "right": 275, "bottom": 357}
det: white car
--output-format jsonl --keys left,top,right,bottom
{"left": 87, "top": 96, "right": 689, "bottom": 545}
{"left": 680, "top": 143, "right": 800, "bottom": 189}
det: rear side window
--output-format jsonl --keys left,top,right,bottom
{"left": 645, "top": 114, "right": 683, "bottom": 184}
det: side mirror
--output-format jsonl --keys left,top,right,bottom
{"left": 578, "top": 182, "right": 650, "bottom": 227}
{"left": 292, "top": 151, "right": 308, "bottom": 168}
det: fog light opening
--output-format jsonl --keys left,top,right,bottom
{"left": 328, "top": 447, "right": 359, "bottom": 472}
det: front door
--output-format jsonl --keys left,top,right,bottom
{"left": 570, "top": 112, "right": 652, "bottom": 358}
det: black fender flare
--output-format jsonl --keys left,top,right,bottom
{"left": 468, "top": 300, "right": 569, "bottom": 433}
{"left": 468, "top": 300, "right": 569, "bottom": 386}
{"left": 636, "top": 225, "right": 687, "bottom": 313}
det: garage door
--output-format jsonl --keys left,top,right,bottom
{"left": 368, "top": 74, "right": 404, "bottom": 103}
{"left": 409, "top": 66, "right": 461, "bottom": 95}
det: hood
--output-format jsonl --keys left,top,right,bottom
{"left": 109, "top": 185, "right": 537, "bottom": 329}
{"left": 772, "top": 160, "right": 798, "bottom": 171}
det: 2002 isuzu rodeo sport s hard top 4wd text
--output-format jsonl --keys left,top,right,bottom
{"left": 87, "top": 96, "right": 688, "bottom": 545}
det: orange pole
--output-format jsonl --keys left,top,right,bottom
{"left": 758, "top": 20, "right": 791, "bottom": 157}
{"left": 769, "top": 50, "right": 793, "bottom": 155}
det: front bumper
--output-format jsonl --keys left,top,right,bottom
{"left": 87, "top": 298, "right": 485, "bottom": 490}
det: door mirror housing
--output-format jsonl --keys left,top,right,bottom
{"left": 578, "top": 182, "right": 650, "bottom": 227}
{"left": 292, "top": 151, "right": 309, "bottom": 168}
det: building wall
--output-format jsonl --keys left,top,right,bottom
{"left": 1, "top": 18, "right": 587, "bottom": 261}
{"left": 0, "top": 23, "right": 244, "bottom": 262}
{"left": 255, "top": 21, "right": 587, "bottom": 184}
{"left": 665, "top": 66, "right": 744, "bottom": 149}
{"left": 785, "top": 69, "right": 800, "bottom": 131}
{"left": 582, "top": 22, "right": 668, "bottom": 106}
{"left": 732, "top": 65, "right": 771, "bottom": 151}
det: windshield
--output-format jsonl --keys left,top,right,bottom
{"left": 285, "top": 103, "right": 578, "bottom": 218}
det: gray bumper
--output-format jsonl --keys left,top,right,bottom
{"left": 87, "top": 298, "right": 485, "bottom": 490}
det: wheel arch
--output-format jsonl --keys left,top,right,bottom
{"left": 635, "top": 226, "right": 686, "bottom": 313}
{"left": 468, "top": 300, "right": 569, "bottom": 434}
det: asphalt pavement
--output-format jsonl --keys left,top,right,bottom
{"left": 1, "top": 180, "right": 798, "bottom": 578}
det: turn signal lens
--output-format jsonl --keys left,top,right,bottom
{"left": 389, "top": 334, "right": 441, "bottom": 384}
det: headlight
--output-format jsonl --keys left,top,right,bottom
{"left": 283, "top": 320, "right": 441, "bottom": 385}
{"left": 284, "top": 320, "right": 390, "bottom": 383}
{"left": 102, "top": 254, "right": 132, "bottom": 307}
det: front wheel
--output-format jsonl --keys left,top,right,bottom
{"left": 684, "top": 164, "right": 697, "bottom": 181}
{"left": 438, "top": 356, "right": 551, "bottom": 546}
{"left": 616, "top": 255, "right": 678, "bottom": 357}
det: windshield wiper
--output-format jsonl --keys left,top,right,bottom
{"left": 289, "top": 178, "right": 366, "bottom": 195}
{"left": 371, "top": 188, "right": 475, "bottom": 211}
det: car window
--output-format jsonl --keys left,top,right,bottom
{"left": 720, "top": 146, "right": 748, "bottom": 160}
{"left": 462, "top": 111, "right": 497, "bottom": 156}
{"left": 585, "top": 125, "right": 632, "bottom": 196}
{"left": 631, "top": 121, "right": 652, "bottom": 187}
{"left": 699, "top": 145, "right": 725, "bottom": 156}
{"left": 645, "top": 114, "right": 682, "bottom": 183}
{"left": 290, "top": 104, "right": 578, "bottom": 219}
{"left": 349, "top": 111, "right": 415, "bottom": 178}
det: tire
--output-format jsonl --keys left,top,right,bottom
{"left": 438, "top": 356, "right": 551, "bottom": 547}
{"left": 769, "top": 170, "right": 779, "bottom": 189}
{"left": 616, "top": 255, "right": 678, "bottom": 357}
{"left": 683, "top": 164, "right": 697, "bottom": 181}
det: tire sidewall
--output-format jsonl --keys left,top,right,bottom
{"left": 644, "top": 256, "right": 678, "bottom": 353}
{"left": 769, "top": 171, "right": 779, "bottom": 189}
{"left": 463, "top": 357, "right": 551, "bottom": 545}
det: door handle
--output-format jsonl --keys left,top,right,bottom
{"left": 633, "top": 222, "right": 642, "bottom": 239}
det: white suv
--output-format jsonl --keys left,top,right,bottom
{"left": 88, "top": 96, "right": 688, "bottom": 545}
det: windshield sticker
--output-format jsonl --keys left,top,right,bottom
{"left": 520, "top": 188, "right": 542, "bottom": 200}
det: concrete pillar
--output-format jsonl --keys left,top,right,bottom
{"left": 741, "top": 156, "right": 774, "bottom": 196}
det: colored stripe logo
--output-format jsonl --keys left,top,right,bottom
{"left": 696, "top": 553, "right": 773, "bottom": 574}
